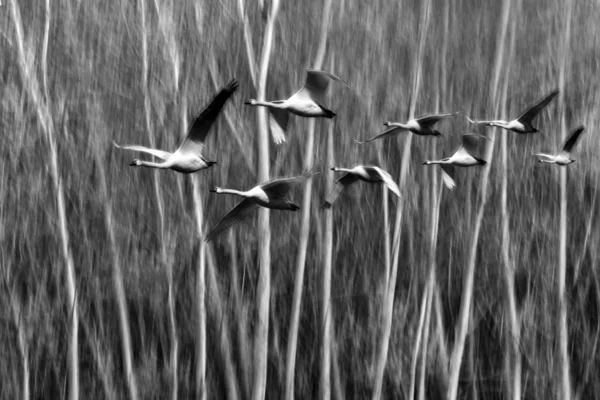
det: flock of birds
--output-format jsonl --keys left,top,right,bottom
{"left": 113, "top": 70, "right": 586, "bottom": 241}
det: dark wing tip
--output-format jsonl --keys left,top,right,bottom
{"left": 225, "top": 79, "right": 239, "bottom": 93}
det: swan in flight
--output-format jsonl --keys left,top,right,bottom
{"left": 355, "top": 112, "right": 461, "bottom": 143}
{"left": 467, "top": 89, "right": 558, "bottom": 134}
{"left": 323, "top": 165, "right": 400, "bottom": 208}
{"left": 113, "top": 79, "right": 238, "bottom": 173}
{"left": 206, "top": 173, "right": 315, "bottom": 241}
{"left": 245, "top": 70, "right": 346, "bottom": 144}
{"left": 533, "top": 125, "right": 585, "bottom": 165}
{"left": 423, "top": 134, "right": 489, "bottom": 189}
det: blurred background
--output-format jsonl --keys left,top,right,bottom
{"left": 1, "top": 0, "right": 599, "bottom": 398}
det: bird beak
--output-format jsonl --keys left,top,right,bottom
{"left": 330, "top": 167, "right": 336, "bottom": 171}
{"left": 209, "top": 188, "right": 217, "bottom": 192}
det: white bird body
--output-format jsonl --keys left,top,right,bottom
{"left": 206, "top": 174, "right": 315, "bottom": 241}
{"left": 245, "top": 70, "right": 346, "bottom": 144}
{"left": 423, "top": 134, "right": 489, "bottom": 189}
{"left": 356, "top": 112, "right": 460, "bottom": 143}
{"left": 467, "top": 90, "right": 558, "bottom": 134}
{"left": 324, "top": 165, "right": 400, "bottom": 207}
{"left": 533, "top": 125, "right": 585, "bottom": 166}
{"left": 114, "top": 79, "right": 238, "bottom": 173}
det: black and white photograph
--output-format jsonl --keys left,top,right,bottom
{"left": 1, "top": 0, "right": 598, "bottom": 398}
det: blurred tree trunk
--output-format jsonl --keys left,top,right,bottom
{"left": 499, "top": 4, "right": 521, "bottom": 398}
{"left": 446, "top": 0, "right": 512, "bottom": 398}
{"left": 320, "top": 67, "right": 335, "bottom": 400}
{"left": 252, "top": 1, "right": 280, "bottom": 398}
{"left": 9, "top": 1, "right": 80, "bottom": 399}
{"left": 285, "top": 1, "right": 333, "bottom": 398}
{"left": 372, "top": 0, "right": 431, "bottom": 398}
{"left": 557, "top": 0, "right": 574, "bottom": 398}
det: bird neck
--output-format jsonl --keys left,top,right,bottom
{"left": 218, "top": 188, "right": 249, "bottom": 197}
{"left": 425, "top": 159, "right": 450, "bottom": 165}
{"left": 137, "top": 160, "right": 172, "bottom": 169}
{"left": 488, "top": 120, "right": 509, "bottom": 128}
{"left": 332, "top": 167, "right": 353, "bottom": 173}
{"left": 251, "top": 100, "right": 287, "bottom": 109}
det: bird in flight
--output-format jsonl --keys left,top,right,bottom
{"left": 355, "top": 112, "right": 461, "bottom": 143}
{"left": 245, "top": 70, "right": 346, "bottom": 144}
{"left": 114, "top": 79, "right": 238, "bottom": 173}
{"left": 532, "top": 125, "right": 585, "bottom": 165}
{"left": 423, "top": 134, "right": 489, "bottom": 189}
{"left": 206, "top": 173, "right": 315, "bottom": 241}
{"left": 467, "top": 89, "right": 558, "bottom": 134}
{"left": 323, "top": 165, "right": 400, "bottom": 208}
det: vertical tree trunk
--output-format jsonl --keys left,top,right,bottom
{"left": 320, "top": 90, "right": 335, "bottom": 400}
{"left": 499, "top": 5, "right": 521, "bottom": 398}
{"left": 557, "top": 0, "right": 574, "bottom": 398}
{"left": 446, "top": 0, "right": 512, "bottom": 398}
{"left": 285, "top": 1, "right": 333, "bottom": 398}
{"left": 372, "top": 0, "right": 431, "bottom": 398}
{"left": 252, "top": 1, "right": 281, "bottom": 398}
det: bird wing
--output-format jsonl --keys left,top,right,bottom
{"left": 416, "top": 112, "right": 460, "bottom": 126}
{"left": 293, "top": 69, "right": 346, "bottom": 104}
{"left": 205, "top": 198, "right": 260, "bottom": 242}
{"left": 178, "top": 79, "right": 239, "bottom": 155}
{"left": 323, "top": 173, "right": 359, "bottom": 208}
{"left": 461, "top": 133, "right": 490, "bottom": 154}
{"left": 561, "top": 125, "right": 585, "bottom": 155}
{"left": 268, "top": 108, "right": 290, "bottom": 145}
{"left": 355, "top": 126, "right": 408, "bottom": 144}
{"left": 260, "top": 173, "right": 314, "bottom": 197}
{"left": 113, "top": 141, "right": 172, "bottom": 160}
{"left": 516, "top": 89, "right": 558, "bottom": 124}
{"left": 369, "top": 167, "right": 401, "bottom": 197}
{"left": 440, "top": 165, "right": 456, "bottom": 190}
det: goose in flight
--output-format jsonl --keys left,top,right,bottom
{"left": 423, "top": 134, "right": 489, "bottom": 189}
{"left": 244, "top": 70, "right": 346, "bottom": 144}
{"left": 323, "top": 165, "right": 400, "bottom": 208}
{"left": 113, "top": 79, "right": 238, "bottom": 173}
{"left": 467, "top": 89, "right": 558, "bottom": 134}
{"left": 206, "top": 173, "right": 315, "bottom": 241}
{"left": 355, "top": 112, "right": 461, "bottom": 143}
{"left": 533, "top": 125, "right": 585, "bottom": 165}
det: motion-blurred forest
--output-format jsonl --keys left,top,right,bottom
{"left": 1, "top": 0, "right": 599, "bottom": 399}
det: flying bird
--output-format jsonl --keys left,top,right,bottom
{"left": 423, "top": 134, "right": 489, "bottom": 189}
{"left": 206, "top": 173, "right": 315, "bottom": 241}
{"left": 323, "top": 165, "right": 400, "bottom": 208}
{"left": 113, "top": 79, "right": 238, "bottom": 173}
{"left": 467, "top": 89, "right": 558, "bottom": 134}
{"left": 355, "top": 112, "right": 461, "bottom": 143}
{"left": 532, "top": 125, "right": 585, "bottom": 165}
{"left": 245, "top": 69, "right": 346, "bottom": 144}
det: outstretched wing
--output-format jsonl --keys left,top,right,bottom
{"left": 461, "top": 133, "right": 490, "bottom": 154}
{"left": 416, "top": 112, "right": 460, "bottom": 126}
{"left": 113, "top": 141, "right": 172, "bottom": 160}
{"left": 323, "top": 173, "right": 359, "bottom": 208}
{"left": 261, "top": 173, "right": 315, "bottom": 198}
{"left": 440, "top": 165, "right": 456, "bottom": 190}
{"left": 205, "top": 198, "right": 260, "bottom": 242}
{"left": 269, "top": 108, "right": 290, "bottom": 145}
{"left": 516, "top": 89, "right": 558, "bottom": 124}
{"left": 293, "top": 69, "right": 346, "bottom": 104}
{"left": 355, "top": 126, "right": 408, "bottom": 144}
{"left": 561, "top": 125, "right": 585, "bottom": 155}
{"left": 178, "top": 79, "right": 239, "bottom": 155}
{"left": 370, "top": 167, "right": 401, "bottom": 197}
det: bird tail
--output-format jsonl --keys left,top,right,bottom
{"left": 319, "top": 105, "right": 336, "bottom": 118}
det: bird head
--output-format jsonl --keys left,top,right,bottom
{"left": 210, "top": 187, "right": 222, "bottom": 193}
{"left": 330, "top": 166, "right": 338, "bottom": 171}
{"left": 130, "top": 159, "right": 142, "bottom": 167}
{"left": 244, "top": 99, "right": 257, "bottom": 105}
{"left": 383, "top": 121, "right": 392, "bottom": 127}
